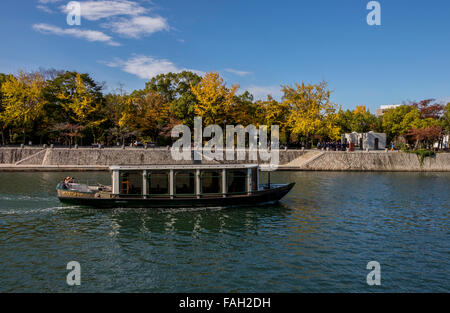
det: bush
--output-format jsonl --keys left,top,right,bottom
{"left": 405, "top": 149, "right": 436, "bottom": 166}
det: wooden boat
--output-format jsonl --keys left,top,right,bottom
{"left": 57, "top": 164, "right": 295, "bottom": 208}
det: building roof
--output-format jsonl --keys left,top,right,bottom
{"left": 109, "top": 164, "right": 259, "bottom": 171}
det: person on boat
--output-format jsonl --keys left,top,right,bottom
{"left": 64, "top": 177, "right": 74, "bottom": 184}
{"left": 63, "top": 177, "right": 75, "bottom": 189}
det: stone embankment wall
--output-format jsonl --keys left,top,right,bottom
{"left": 294, "top": 151, "right": 450, "bottom": 171}
{"left": 0, "top": 147, "right": 449, "bottom": 171}
{"left": 0, "top": 147, "right": 306, "bottom": 168}
{"left": 0, "top": 148, "right": 44, "bottom": 164}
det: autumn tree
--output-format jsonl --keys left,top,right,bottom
{"left": 103, "top": 90, "right": 134, "bottom": 145}
{"left": 409, "top": 99, "right": 444, "bottom": 119}
{"left": 258, "top": 95, "right": 291, "bottom": 143}
{"left": 406, "top": 126, "right": 444, "bottom": 149}
{"left": 442, "top": 103, "right": 450, "bottom": 134}
{"left": 44, "top": 71, "right": 105, "bottom": 144}
{"left": 352, "top": 106, "right": 381, "bottom": 133}
{"left": 0, "top": 73, "right": 7, "bottom": 144}
{"left": 284, "top": 81, "right": 340, "bottom": 144}
{"left": 228, "top": 91, "right": 265, "bottom": 126}
{"left": 120, "top": 91, "right": 170, "bottom": 143}
{"left": 144, "top": 71, "right": 202, "bottom": 127}
{"left": 381, "top": 105, "right": 419, "bottom": 141}
{"left": 191, "top": 71, "right": 239, "bottom": 126}
{"left": 0, "top": 71, "right": 47, "bottom": 144}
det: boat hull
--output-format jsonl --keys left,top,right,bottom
{"left": 57, "top": 183, "right": 295, "bottom": 209}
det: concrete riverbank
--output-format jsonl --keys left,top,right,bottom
{"left": 0, "top": 147, "right": 449, "bottom": 172}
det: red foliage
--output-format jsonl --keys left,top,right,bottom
{"left": 409, "top": 99, "right": 444, "bottom": 119}
{"left": 406, "top": 125, "right": 444, "bottom": 148}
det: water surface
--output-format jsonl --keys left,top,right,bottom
{"left": 0, "top": 171, "right": 448, "bottom": 292}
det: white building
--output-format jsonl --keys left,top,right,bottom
{"left": 341, "top": 131, "right": 387, "bottom": 150}
{"left": 434, "top": 134, "right": 449, "bottom": 149}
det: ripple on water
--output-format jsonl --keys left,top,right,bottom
{"left": 0, "top": 171, "right": 449, "bottom": 292}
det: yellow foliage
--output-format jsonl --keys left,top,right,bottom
{"left": 354, "top": 105, "right": 369, "bottom": 115}
{"left": 56, "top": 73, "right": 102, "bottom": 127}
{"left": 120, "top": 92, "right": 170, "bottom": 140}
{"left": 284, "top": 81, "right": 341, "bottom": 141}
{"left": 0, "top": 71, "right": 46, "bottom": 128}
{"left": 191, "top": 71, "right": 238, "bottom": 125}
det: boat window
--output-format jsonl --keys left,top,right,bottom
{"left": 120, "top": 171, "right": 142, "bottom": 195}
{"left": 201, "top": 170, "right": 222, "bottom": 194}
{"left": 148, "top": 171, "right": 169, "bottom": 195}
{"left": 251, "top": 168, "right": 258, "bottom": 191}
{"left": 227, "top": 170, "right": 247, "bottom": 194}
{"left": 175, "top": 171, "right": 195, "bottom": 195}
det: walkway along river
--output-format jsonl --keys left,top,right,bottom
{"left": 1, "top": 147, "right": 450, "bottom": 171}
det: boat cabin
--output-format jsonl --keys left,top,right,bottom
{"left": 109, "top": 164, "right": 262, "bottom": 198}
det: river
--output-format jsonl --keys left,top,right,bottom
{"left": 0, "top": 171, "right": 448, "bottom": 292}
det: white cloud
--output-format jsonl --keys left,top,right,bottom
{"left": 61, "top": 0, "right": 147, "bottom": 21}
{"left": 246, "top": 85, "right": 282, "bottom": 100}
{"left": 224, "top": 68, "right": 252, "bottom": 76}
{"left": 105, "top": 16, "right": 169, "bottom": 38}
{"left": 37, "top": 0, "right": 62, "bottom": 12}
{"left": 33, "top": 23, "right": 120, "bottom": 46}
{"left": 103, "top": 55, "right": 202, "bottom": 79}
{"left": 37, "top": 5, "right": 54, "bottom": 13}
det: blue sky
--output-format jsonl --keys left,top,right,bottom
{"left": 0, "top": 0, "right": 449, "bottom": 112}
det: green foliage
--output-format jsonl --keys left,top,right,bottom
{"left": 405, "top": 149, "right": 436, "bottom": 166}
{"left": 144, "top": 71, "right": 201, "bottom": 128}
{"left": 0, "top": 68, "right": 447, "bottom": 148}
{"left": 382, "top": 105, "right": 420, "bottom": 141}
{"left": 336, "top": 107, "right": 381, "bottom": 134}
{"left": 442, "top": 103, "right": 450, "bottom": 133}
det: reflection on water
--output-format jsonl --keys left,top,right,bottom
{"left": 0, "top": 171, "right": 449, "bottom": 292}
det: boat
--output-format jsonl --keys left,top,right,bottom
{"left": 56, "top": 164, "right": 295, "bottom": 208}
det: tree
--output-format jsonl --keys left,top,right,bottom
{"left": 144, "top": 71, "right": 202, "bottom": 127}
{"left": 1, "top": 71, "right": 47, "bottom": 144}
{"left": 258, "top": 95, "right": 291, "bottom": 143}
{"left": 44, "top": 71, "right": 105, "bottom": 144}
{"left": 407, "top": 126, "right": 444, "bottom": 149}
{"left": 382, "top": 105, "right": 420, "bottom": 141}
{"left": 0, "top": 73, "right": 7, "bottom": 144}
{"left": 120, "top": 91, "right": 170, "bottom": 143}
{"left": 441, "top": 102, "right": 450, "bottom": 134}
{"left": 351, "top": 106, "right": 381, "bottom": 133}
{"left": 103, "top": 90, "right": 133, "bottom": 145}
{"left": 409, "top": 99, "right": 444, "bottom": 119}
{"left": 191, "top": 71, "right": 238, "bottom": 126}
{"left": 284, "top": 81, "right": 340, "bottom": 144}
{"left": 336, "top": 109, "right": 354, "bottom": 134}
{"left": 228, "top": 91, "right": 264, "bottom": 126}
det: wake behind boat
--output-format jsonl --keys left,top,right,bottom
{"left": 57, "top": 164, "right": 294, "bottom": 208}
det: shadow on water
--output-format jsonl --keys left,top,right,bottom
{"left": 57, "top": 202, "right": 292, "bottom": 236}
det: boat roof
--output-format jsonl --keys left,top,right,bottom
{"left": 109, "top": 164, "right": 259, "bottom": 171}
